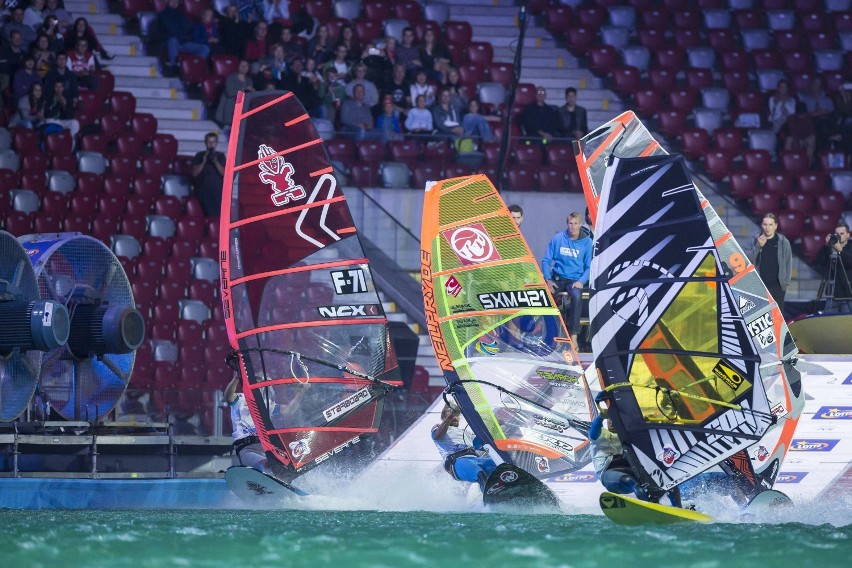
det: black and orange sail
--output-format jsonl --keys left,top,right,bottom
{"left": 219, "top": 91, "right": 400, "bottom": 478}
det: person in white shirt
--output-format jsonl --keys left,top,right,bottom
{"left": 404, "top": 94, "right": 433, "bottom": 133}
{"left": 225, "top": 372, "right": 269, "bottom": 472}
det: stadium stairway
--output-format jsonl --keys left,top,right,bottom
{"left": 65, "top": 0, "right": 225, "bottom": 156}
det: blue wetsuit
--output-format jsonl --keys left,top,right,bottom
{"left": 431, "top": 423, "right": 496, "bottom": 484}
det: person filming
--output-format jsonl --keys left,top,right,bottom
{"left": 817, "top": 222, "right": 852, "bottom": 313}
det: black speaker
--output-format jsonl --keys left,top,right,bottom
{"left": 388, "top": 321, "right": 419, "bottom": 389}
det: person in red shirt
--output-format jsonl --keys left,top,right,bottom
{"left": 66, "top": 37, "right": 95, "bottom": 89}
{"left": 243, "top": 20, "right": 269, "bottom": 63}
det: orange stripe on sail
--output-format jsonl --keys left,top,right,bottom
{"left": 230, "top": 256, "right": 367, "bottom": 286}
{"left": 238, "top": 92, "right": 293, "bottom": 120}
{"left": 235, "top": 138, "right": 323, "bottom": 171}
{"left": 236, "top": 318, "right": 386, "bottom": 339}
{"left": 433, "top": 255, "right": 535, "bottom": 277}
{"left": 230, "top": 195, "right": 347, "bottom": 228}
{"left": 639, "top": 141, "right": 661, "bottom": 157}
{"left": 270, "top": 427, "right": 379, "bottom": 434}
{"left": 310, "top": 166, "right": 334, "bottom": 177}
{"left": 728, "top": 264, "right": 754, "bottom": 285}
{"left": 442, "top": 308, "right": 532, "bottom": 322}
{"left": 337, "top": 227, "right": 357, "bottom": 234}
{"left": 285, "top": 113, "right": 310, "bottom": 126}
{"left": 714, "top": 232, "right": 732, "bottom": 248}
{"left": 493, "top": 438, "right": 564, "bottom": 459}
{"left": 247, "top": 377, "right": 377, "bottom": 387}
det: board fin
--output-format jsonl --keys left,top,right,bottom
{"left": 599, "top": 491, "right": 713, "bottom": 525}
{"left": 481, "top": 464, "right": 560, "bottom": 510}
{"left": 225, "top": 465, "right": 309, "bottom": 502}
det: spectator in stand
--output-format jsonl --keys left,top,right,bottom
{"left": 747, "top": 213, "right": 792, "bottom": 312}
{"left": 768, "top": 78, "right": 796, "bottom": 135}
{"left": 194, "top": 8, "right": 222, "bottom": 58}
{"left": 257, "top": 43, "right": 287, "bottom": 82}
{"left": 462, "top": 99, "right": 495, "bottom": 144}
{"left": 334, "top": 24, "right": 360, "bottom": 65}
{"left": 508, "top": 204, "right": 524, "bottom": 226}
{"left": 214, "top": 59, "right": 254, "bottom": 125}
{"left": 243, "top": 19, "right": 268, "bottom": 63}
{"left": 31, "top": 33, "right": 54, "bottom": 77}
{"left": 262, "top": 0, "right": 289, "bottom": 23}
{"left": 361, "top": 40, "right": 391, "bottom": 88}
{"left": 302, "top": 56, "right": 322, "bottom": 88}
{"left": 218, "top": 4, "right": 250, "bottom": 59}
{"left": 782, "top": 101, "right": 816, "bottom": 165}
{"left": 382, "top": 62, "right": 410, "bottom": 110}
{"left": 557, "top": 87, "right": 588, "bottom": 140}
{"left": 191, "top": 132, "right": 226, "bottom": 217}
{"left": 236, "top": 0, "right": 264, "bottom": 23}
{"left": 321, "top": 44, "right": 349, "bottom": 80}
{"left": 280, "top": 56, "right": 321, "bottom": 116}
{"left": 405, "top": 94, "right": 433, "bottom": 135}
{"left": 39, "top": 14, "right": 65, "bottom": 53}
{"left": 419, "top": 28, "right": 451, "bottom": 82}
{"left": 66, "top": 37, "right": 96, "bottom": 89}
{"left": 522, "top": 86, "right": 562, "bottom": 143}
{"left": 10, "top": 81, "right": 45, "bottom": 128}
{"left": 432, "top": 88, "right": 464, "bottom": 140}
{"left": 317, "top": 65, "right": 346, "bottom": 123}
{"left": 817, "top": 222, "right": 852, "bottom": 313}
{"left": 829, "top": 83, "right": 852, "bottom": 155}
{"left": 158, "top": 0, "right": 209, "bottom": 70}
{"left": 799, "top": 76, "right": 834, "bottom": 150}
{"left": 12, "top": 55, "right": 41, "bottom": 101}
{"left": 23, "top": 0, "right": 46, "bottom": 31}
{"left": 374, "top": 96, "right": 403, "bottom": 142}
{"left": 44, "top": 51, "right": 77, "bottom": 107}
{"left": 278, "top": 26, "right": 304, "bottom": 61}
{"left": 383, "top": 36, "right": 397, "bottom": 67}
{"left": 395, "top": 27, "right": 421, "bottom": 76}
{"left": 252, "top": 59, "right": 279, "bottom": 91}
{"left": 443, "top": 67, "right": 469, "bottom": 107}
{"left": 345, "top": 62, "right": 379, "bottom": 108}
{"left": 340, "top": 83, "right": 375, "bottom": 140}
{"left": 44, "top": 0, "right": 72, "bottom": 35}
{"left": 410, "top": 69, "right": 435, "bottom": 108}
{"left": 43, "top": 79, "right": 79, "bottom": 139}
{"left": 64, "top": 16, "right": 112, "bottom": 61}
{"left": 0, "top": 29, "right": 25, "bottom": 92}
{"left": 306, "top": 23, "right": 333, "bottom": 65}
{"left": 3, "top": 8, "right": 36, "bottom": 48}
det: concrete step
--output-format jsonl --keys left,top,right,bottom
{"left": 114, "top": 81, "right": 184, "bottom": 100}
{"left": 136, "top": 97, "right": 205, "bottom": 121}
{"left": 450, "top": 5, "right": 519, "bottom": 17}
{"left": 65, "top": 0, "right": 110, "bottom": 14}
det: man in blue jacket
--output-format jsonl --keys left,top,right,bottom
{"left": 542, "top": 212, "right": 593, "bottom": 348}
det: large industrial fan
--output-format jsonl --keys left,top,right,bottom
{"left": 0, "top": 231, "right": 70, "bottom": 421}
{"left": 19, "top": 233, "right": 145, "bottom": 421}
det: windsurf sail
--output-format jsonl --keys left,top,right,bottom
{"left": 219, "top": 90, "right": 402, "bottom": 479}
{"left": 589, "top": 152, "right": 804, "bottom": 496}
{"left": 574, "top": 111, "right": 667, "bottom": 226}
{"left": 421, "top": 174, "right": 595, "bottom": 480}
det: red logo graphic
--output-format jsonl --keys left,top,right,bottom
{"left": 535, "top": 456, "right": 550, "bottom": 473}
{"left": 660, "top": 447, "right": 679, "bottom": 466}
{"left": 442, "top": 223, "right": 501, "bottom": 266}
{"left": 257, "top": 143, "right": 306, "bottom": 206}
{"left": 757, "top": 446, "right": 769, "bottom": 461}
{"left": 288, "top": 439, "right": 311, "bottom": 460}
{"left": 445, "top": 275, "right": 462, "bottom": 297}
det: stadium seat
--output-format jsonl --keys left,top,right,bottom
{"left": 610, "top": 66, "right": 641, "bottom": 96}
{"left": 776, "top": 211, "right": 805, "bottom": 242}
{"left": 801, "top": 232, "right": 826, "bottom": 263}
{"left": 566, "top": 27, "right": 595, "bottom": 54}
{"left": 131, "top": 113, "right": 158, "bottom": 143}
{"left": 412, "top": 163, "right": 443, "bottom": 189}
{"left": 673, "top": 28, "right": 701, "bottom": 50}
{"left": 211, "top": 54, "right": 239, "bottom": 77}
{"left": 764, "top": 173, "right": 794, "bottom": 195}
{"left": 33, "top": 212, "right": 61, "bottom": 233}
{"left": 537, "top": 167, "right": 567, "bottom": 192}
{"left": 587, "top": 45, "right": 618, "bottom": 74}
{"left": 506, "top": 167, "right": 537, "bottom": 192}
{"left": 728, "top": 172, "right": 760, "bottom": 200}
{"left": 637, "top": 28, "right": 666, "bottom": 50}
{"left": 751, "top": 192, "right": 783, "bottom": 218}
{"left": 111, "top": 235, "right": 142, "bottom": 259}
{"left": 466, "top": 42, "right": 493, "bottom": 65}
{"left": 601, "top": 26, "right": 630, "bottom": 50}
{"left": 356, "top": 140, "right": 387, "bottom": 163}
{"left": 817, "top": 192, "right": 847, "bottom": 218}
{"left": 703, "top": 150, "right": 735, "bottom": 181}
{"left": 11, "top": 189, "right": 39, "bottom": 214}
{"left": 3, "top": 211, "right": 32, "bottom": 235}
{"left": 811, "top": 213, "right": 841, "bottom": 235}
{"left": 41, "top": 191, "right": 69, "bottom": 215}
{"left": 178, "top": 54, "right": 208, "bottom": 85}
{"left": 657, "top": 110, "right": 688, "bottom": 138}
{"left": 680, "top": 129, "right": 711, "bottom": 160}
{"left": 152, "top": 134, "right": 179, "bottom": 162}
{"left": 380, "top": 161, "right": 412, "bottom": 189}
{"left": 109, "top": 91, "right": 137, "bottom": 121}
{"left": 785, "top": 193, "right": 815, "bottom": 215}
{"left": 487, "top": 63, "right": 513, "bottom": 87}
{"left": 443, "top": 21, "right": 472, "bottom": 44}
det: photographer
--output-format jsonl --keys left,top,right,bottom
{"left": 817, "top": 222, "right": 852, "bottom": 312}
{"left": 191, "top": 132, "right": 226, "bottom": 217}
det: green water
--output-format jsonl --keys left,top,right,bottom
{"left": 2, "top": 509, "right": 850, "bottom": 568}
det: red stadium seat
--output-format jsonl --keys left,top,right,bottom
{"left": 443, "top": 21, "right": 472, "bottom": 45}
{"left": 44, "top": 194, "right": 70, "bottom": 215}
{"left": 514, "top": 145, "right": 543, "bottom": 166}
{"left": 388, "top": 140, "right": 420, "bottom": 162}
{"left": 566, "top": 27, "right": 595, "bottom": 54}
{"left": 657, "top": 109, "right": 688, "bottom": 138}
{"left": 63, "top": 214, "right": 91, "bottom": 232}
{"left": 640, "top": 8, "right": 669, "bottom": 29}
{"left": 124, "top": 194, "right": 153, "bottom": 217}
{"left": 708, "top": 29, "right": 737, "bottom": 51}
{"left": 488, "top": 62, "right": 513, "bottom": 87}
{"left": 121, "top": 0, "right": 152, "bottom": 19}
{"left": 70, "top": 193, "right": 97, "bottom": 216}
{"left": 394, "top": 1, "right": 421, "bottom": 22}
{"left": 349, "top": 163, "right": 379, "bottom": 187}
{"left": 155, "top": 196, "right": 182, "bottom": 219}
{"left": 353, "top": 18, "right": 382, "bottom": 43}
{"left": 45, "top": 131, "right": 73, "bottom": 156}
{"left": 120, "top": 217, "right": 147, "bottom": 241}
{"left": 115, "top": 133, "right": 144, "bottom": 157}
{"left": 545, "top": 5, "right": 574, "bottom": 35}
{"left": 108, "top": 155, "right": 137, "bottom": 175}
{"left": 142, "top": 236, "right": 170, "bottom": 260}
{"left": 11, "top": 127, "right": 39, "bottom": 155}
{"left": 751, "top": 192, "right": 782, "bottom": 217}
{"left": 356, "top": 140, "right": 386, "bottom": 163}
{"left": 783, "top": 52, "right": 812, "bottom": 74}
{"left": 109, "top": 91, "right": 137, "bottom": 121}
{"left": 637, "top": 28, "right": 666, "bottom": 50}
{"left": 703, "top": 150, "right": 735, "bottom": 181}
{"left": 610, "top": 66, "right": 641, "bottom": 96}
{"left": 210, "top": 55, "right": 238, "bottom": 77}
{"left": 537, "top": 167, "right": 567, "bottom": 192}
{"left": 576, "top": 5, "right": 607, "bottom": 28}
{"left": 587, "top": 45, "right": 618, "bottom": 74}
{"left": 176, "top": 217, "right": 205, "bottom": 244}
{"left": 142, "top": 156, "right": 170, "bottom": 178}
{"left": 304, "top": 0, "right": 333, "bottom": 20}
{"left": 685, "top": 67, "right": 714, "bottom": 91}
{"left": 743, "top": 150, "right": 773, "bottom": 177}
{"left": 816, "top": 192, "right": 846, "bottom": 218}
{"left": 101, "top": 113, "right": 128, "bottom": 141}
{"left": 801, "top": 233, "right": 825, "bottom": 263}
{"left": 680, "top": 128, "right": 711, "bottom": 160}
{"left": 151, "top": 134, "right": 179, "bottom": 162}
{"left": 779, "top": 150, "right": 810, "bottom": 176}
{"left": 178, "top": 54, "right": 208, "bottom": 85}
{"left": 21, "top": 155, "right": 47, "bottom": 176}
{"left": 80, "top": 133, "right": 108, "bottom": 154}
{"left": 91, "top": 216, "right": 119, "bottom": 243}
{"left": 131, "top": 113, "right": 158, "bottom": 143}
{"left": 776, "top": 211, "right": 805, "bottom": 242}
{"left": 673, "top": 9, "right": 701, "bottom": 29}
{"left": 33, "top": 212, "right": 61, "bottom": 233}
{"left": 797, "top": 172, "right": 829, "bottom": 195}
{"left": 506, "top": 167, "right": 537, "bottom": 191}
{"left": 728, "top": 172, "right": 760, "bottom": 200}
{"left": 654, "top": 47, "right": 685, "bottom": 71}
{"left": 201, "top": 76, "right": 225, "bottom": 107}
{"left": 713, "top": 129, "right": 746, "bottom": 155}
{"left": 811, "top": 213, "right": 840, "bottom": 235}
{"left": 648, "top": 68, "right": 677, "bottom": 92}
{"left": 763, "top": 173, "right": 794, "bottom": 195}
{"left": 412, "top": 163, "right": 443, "bottom": 190}
{"left": 466, "top": 42, "right": 493, "bottom": 65}
{"left": 669, "top": 89, "right": 698, "bottom": 112}
{"left": 457, "top": 63, "right": 485, "bottom": 87}
{"left": 785, "top": 193, "right": 815, "bottom": 214}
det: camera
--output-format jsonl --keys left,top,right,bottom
{"left": 829, "top": 233, "right": 841, "bottom": 245}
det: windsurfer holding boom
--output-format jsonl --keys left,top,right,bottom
{"left": 225, "top": 372, "right": 271, "bottom": 475}
{"left": 589, "top": 409, "right": 651, "bottom": 502}
{"left": 432, "top": 404, "right": 497, "bottom": 488}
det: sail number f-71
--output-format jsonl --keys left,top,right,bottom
{"left": 477, "top": 289, "right": 551, "bottom": 310}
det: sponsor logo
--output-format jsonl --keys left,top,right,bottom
{"left": 450, "top": 302, "right": 476, "bottom": 314}
{"left": 317, "top": 304, "right": 380, "bottom": 318}
{"left": 771, "top": 403, "right": 786, "bottom": 417}
{"left": 331, "top": 268, "right": 368, "bottom": 295}
{"left": 738, "top": 295, "right": 756, "bottom": 313}
{"left": 314, "top": 436, "right": 361, "bottom": 465}
{"left": 563, "top": 472, "right": 597, "bottom": 482}
{"left": 445, "top": 275, "right": 462, "bottom": 297}
{"left": 789, "top": 439, "right": 840, "bottom": 452}
{"left": 533, "top": 413, "right": 567, "bottom": 433}
{"left": 843, "top": 373, "right": 852, "bottom": 385}
{"left": 776, "top": 472, "right": 807, "bottom": 484}
{"left": 477, "top": 289, "right": 552, "bottom": 310}
{"left": 539, "top": 370, "right": 580, "bottom": 389}
{"left": 746, "top": 312, "right": 775, "bottom": 349}
{"left": 535, "top": 456, "right": 550, "bottom": 473}
{"left": 499, "top": 470, "right": 519, "bottom": 483}
{"left": 26, "top": 247, "right": 39, "bottom": 256}
{"left": 527, "top": 430, "right": 574, "bottom": 453}
{"left": 442, "top": 223, "right": 501, "bottom": 265}
{"left": 257, "top": 143, "right": 306, "bottom": 206}
{"left": 421, "top": 251, "right": 454, "bottom": 372}
{"left": 756, "top": 446, "right": 769, "bottom": 461}
{"left": 813, "top": 406, "right": 852, "bottom": 419}
{"left": 288, "top": 439, "right": 311, "bottom": 460}
{"left": 475, "top": 340, "right": 499, "bottom": 356}
{"left": 557, "top": 397, "right": 587, "bottom": 408}
{"left": 219, "top": 251, "right": 231, "bottom": 319}
{"left": 323, "top": 387, "right": 371, "bottom": 422}
{"left": 455, "top": 317, "right": 479, "bottom": 329}
{"left": 712, "top": 360, "right": 746, "bottom": 391}
{"left": 658, "top": 446, "right": 680, "bottom": 467}
{"left": 247, "top": 480, "right": 273, "bottom": 496}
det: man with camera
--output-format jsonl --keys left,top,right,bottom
{"left": 818, "top": 222, "right": 852, "bottom": 312}
{"left": 191, "top": 132, "right": 226, "bottom": 217}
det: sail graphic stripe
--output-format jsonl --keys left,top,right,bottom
{"left": 235, "top": 318, "right": 387, "bottom": 339}
{"left": 229, "top": 257, "right": 367, "bottom": 286}
{"left": 285, "top": 113, "right": 310, "bottom": 126}
{"left": 229, "top": 195, "right": 348, "bottom": 228}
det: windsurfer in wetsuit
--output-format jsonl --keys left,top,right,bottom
{"left": 589, "top": 411, "right": 649, "bottom": 501}
{"left": 432, "top": 403, "right": 497, "bottom": 488}
{"left": 225, "top": 372, "right": 270, "bottom": 474}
